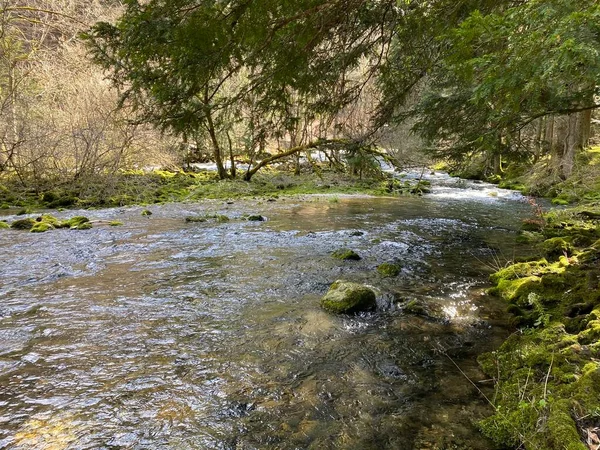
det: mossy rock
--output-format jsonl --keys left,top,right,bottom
{"left": 247, "top": 215, "right": 266, "bottom": 222}
{"left": 521, "top": 220, "right": 544, "bottom": 232}
{"left": 377, "top": 263, "right": 401, "bottom": 277}
{"left": 216, "top": 214, "right": 230, "bottom": 223}
{"left": 516, "top": 231, "right": 544, "bottom": 244}
{"left": 61, "top": 216, "right": 90, "bottom": 229}
{"left": 72, "top": 222, "right": 93, "bottom": 230}
{"left": 320, "top": 280, "right": 376, "bottom": 314}
{"left": 44, "top": 192, "right": 77, "bottom": 208}
{"left": 141, "top": 209, "right": 153, "bottom": 216}
{"left": 31, "top": 222, "right": 54, "bottom": 233}
{"left": 10, "top": 218, "right": 36, "bottom": 230}
{"left": 551, "top": 198, "right": 570, "bottom": 206}
{"left": 185, "top": 216, "right": 207, "bottom": 223}
{"left": 0, "top": 221, "right": 10, "bottom": 229}
{"left": 109, "top": 221, "right": 123, "bottom": 227}
{"left": 37, "top": 215, "right": 61, "bottom": 227}
{"left": 542, "top": 237, "right": 574, "bottom": 259}
{"left": 332, "top": 248, "right": 361, "bottom": 261}
{"left": 490, "top": 260, "right": 549, "bottom": 284}
{"left": 403, "top": 299, "right": 427, "bottom": 316}
{"left": 0, "top": 204, "right": 10, "bottom": 210}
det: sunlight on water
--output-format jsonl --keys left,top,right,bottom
{"left": 0, "top": 189, "right": 534, "bottom": 449}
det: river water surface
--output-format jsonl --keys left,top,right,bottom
{"left": 0, "top": 174, "right": 532, "bottom": 449}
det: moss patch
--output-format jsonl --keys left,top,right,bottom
{"left": 320, "top": 280, "right": 376, "bottom": 314}
{"left": 10, "top": 218, "right": 36, "bottom": 230}
{"left": 482, "top": 207, "right": 600, "bottom": 449}
{"left": 331, "top": 248, "right": 361, "bottom": 261}
{"left": 377, "top": 262, "right": 401, "bottom": 277}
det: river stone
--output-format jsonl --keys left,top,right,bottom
{"left": 331, "top": 248, "right": 361, "bottom": 261}
{"left": 321, "top": 280, "right": 376, "bottom": 314}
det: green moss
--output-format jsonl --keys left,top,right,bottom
{"left": 320, "top": 280, "right": 376, "bottom": 314}
{"left": 377, "top": 263, "right": 401, "bottom": 277}
{"left": 552, "top": 198, "right": 570, "bottom": 206}
{"left": 216, "top": 214, "right": 229, "bottom": 223}
{"left": 247, "top": 215, "right": 266, "bottom": 221}
{"left": 0, "top": 203, "right": 9, "bottom": 209}
{"left": 0, "top": 221, "right": 10, "bottom": 229}
{"left": 61, "top": 216, "right": 90, "bottom": 229}
{"left": 482, "top": 226, "right": 600, "bottom": 449}
{"left": 109, "top": 221, "right": 123, "bottom": 227}
{"left": 490, "top": 260, "right": 548, "bottom": 284}
{"left": 403, "top": 299, "right": 426, "bottom": 315}
{"left": 542, "top": 237, "right": 574, "bottom": 259}
{"left": 72, "top": 222, "right": 93, "bottom": 230}
{"left": 331, "top": 248, "right": 361, "bottom": 261}
{"left": 10, "top": 218, "right": 36, "bottom": 230}
{"left": 515, "top": 230, "right": 544, "bottom": 245}
{"left": 31, "top": 222, "right": 53, "bottom": 233}
{"left": 185, "top": 216, "right": 207, "bottom": 223}
{"left": 141, "top": 209, "right": 153, "bottom": 216}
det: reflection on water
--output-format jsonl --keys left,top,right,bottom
{"left": 0, "top": 181, "right": 532, "bottom": 449}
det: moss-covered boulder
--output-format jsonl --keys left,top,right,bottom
{"left": 141, "top": 209, "right": 153, "bottom": 216}
{"left": 74, "top": 222, "right": 93, "bottom": 230}
{"left": 61, "top": 216, "right": 91, "bottom": 230}
{"left": 109, "top": 221, "right": 123, "bottom": 227}
{"left": 10, "top": 218, "right": 36, "bottom": 230}
{"left": 377, "top": 263, "right": 401, "bottom": 277}
{"left": 320, "top": 280, "right": 376, "bottom": 314}
{"left": 542, "top": 237, "right": 574, "bottom": 259}
{"left": 489, "top": 259, "right": 549, "bottom": 284}
{"left": 331, "top": 248, "right": 361, "bottom": 261}
{"left": 185, "top": 216, "right": 207, "bottom": 223}
{"left": 31, "top": 222, "right": 54, "bottom": 233}
{"left": 38, "top": 214, "right": 61, "bottom": 227}
{"left": 0, "top": 221, "right": 9, "bottom": 229}
{"left": 247, "top": 215, "right": 266, "bottom": 222}
{"left": 403, "top": 299, "right": 427, "bottom": 316}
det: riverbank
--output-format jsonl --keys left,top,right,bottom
{"left": 480, "top": 203, "right": 600, "bottom": 449}
{"left": 0, "top": 169, "right": 432, "bottom": 212}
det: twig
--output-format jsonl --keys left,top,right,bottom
{"left": 543, "top": 353, "right": 554, "bottom": 400}
{"left": 435, "top": 343, "right": 496, "bottom": 409}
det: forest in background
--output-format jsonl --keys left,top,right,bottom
{"left": 1, "top": 0, "right": 598, "bottom": 202}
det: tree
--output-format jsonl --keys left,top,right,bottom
{"left": 85, "top": 0, "right": 400, "bottom": 179}
{"left": 395, "top": 0, "right": 600, "bottom": 178}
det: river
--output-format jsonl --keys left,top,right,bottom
{"left": 0, "top": 174, "right": 532, "bottom": 449}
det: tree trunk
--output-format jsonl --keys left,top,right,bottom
{"left": 548, "top": 110, "right": 591, "bottom": 179}
{"left": 226, "top": 131, "right": 236, "bottom": 179}
{"left": 205, "top": 108, "right": 228, "bottom": 180}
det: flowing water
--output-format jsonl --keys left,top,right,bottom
{"left": 0, "top": 174, "right": 533, "bottom": 449}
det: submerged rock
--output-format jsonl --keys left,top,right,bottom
{"left": 320, "top": 280, "right": 376, "bottom": 314}
{"left": 377, "top": 262, "right": 401, "bottom": 277}
{"left": 247, "top": 215, "right": 266, "bottom": 222}
{"left": 331, "top": 248, "right": 361, "bottom": 261}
